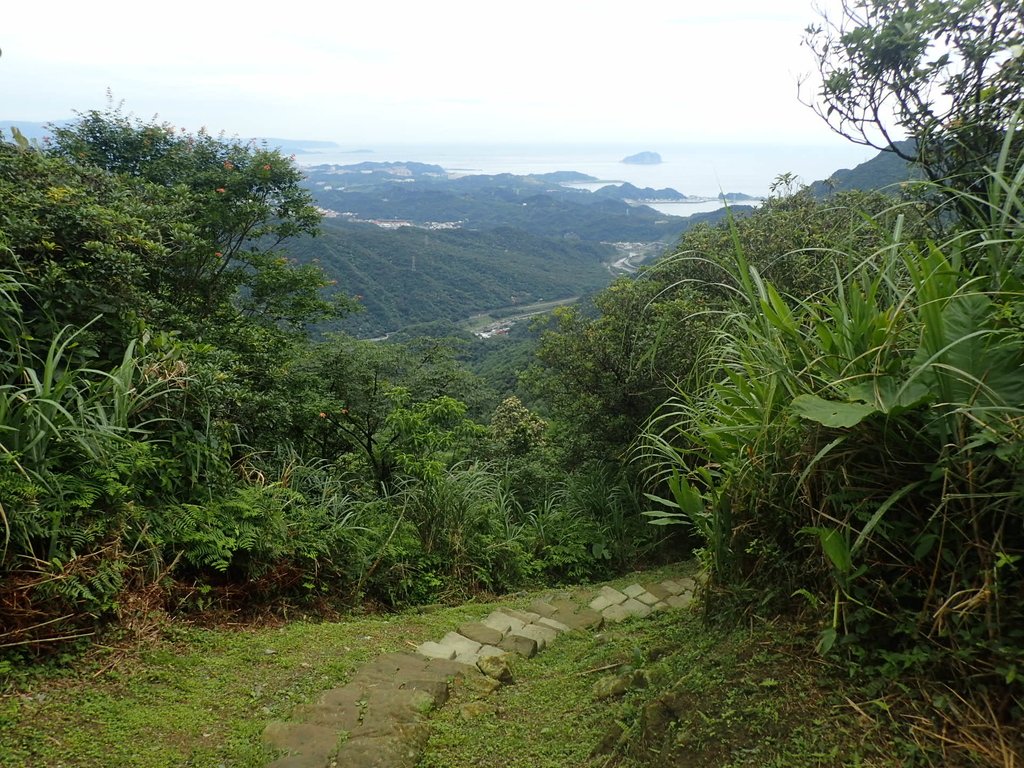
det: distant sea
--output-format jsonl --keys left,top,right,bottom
{"left": 294, "top": 142, "right": 878, "bottom": 213}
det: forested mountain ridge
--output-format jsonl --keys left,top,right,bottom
{"left": 808, "top": 139, "right": 922, "bottom": 194}
{"left": 303, "top": 162, "right": 696, "bottom": 240}
{"left": 296, "top": 162, "right": 744, "bottom": 336}
{"left": 291, "top": 223, "right": 616, "bottom": 337}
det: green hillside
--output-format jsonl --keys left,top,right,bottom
{"left": 295, "top": 222, "right": 618, "bottom": 337}
{"left": 809, "top": 139, "right": 923, "bottom": 194}
{"left": 292, "top": 163, "right": 743, "bottom": 336}
{"left": 306, "top": 167, "right": 689, "bottom": 242}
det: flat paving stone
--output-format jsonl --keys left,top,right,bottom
{"left": 601, "top": 603, "right": 632, "bottom": 622}
{"left": 549, "top": 597, "right": 582, "bottom": 614}
{"left": 504, "top": 608, "right": 542, "bottom": 624}
{"left": 440, "top": 632, "right": 482, "bottom": 656}
{"left": 317, "top": 683, "right": 433, "bottom": 712}
{"left": 516, "top": 623, "right": 557, "bottom": 649}
{"left": 666, "top": 593, "right": 694, "bottom": 610}
{"left": 458, "top": 621, "right": 504, "bottom": 646}
{"left": 344, "top": 675, "right": 449, "bottom": 707}
{"left": 454, "top": 651, "right": 481, "bottom": 666}
{"left": 415, "top": 641, "right": 455, "bottom": 660}
{"left": 551, "top": 606, "right": 603, "bottom": 630}
{"left": 643, "top": 582, "right": 673, "bottom": 600}
{"left": 332, "top": 727, "right": 428, "bottom": 768}
{"left": 266, "top": 755, "right": 331, "bottom": 768}
{"left": 589, "top": 594, "right": 614, "bottom": 612}
{"left": 482, "top": 611, "right": 520, "bottom": 633}
{"left": 635, "top": 591, "right": 661, "bottom": 606}
{"left": 528, "top": 599, "right": 558, "bottom": 618}
{"left": 263, "top": 721, "right": 340, "bottom": 757}
{"left": 319, "top": 686, "right": 368, "bottom": 709}
{"left": 509, "top": 627, "right": 546, "bottom": 652}
{"left": 622, "top": 584, "right": 647, "bottom": 598}
{"left": 498, "top": 633, "right": 538, "bottom": 658}
{"left": 351, "top": 653, "right": 475, "bottom": 693}
{"left": 660, "top": 579, "right": 685, "bottom": 595}
{"left": 598, "top": 585, "right": 629, "bottom": 605}
{"left": 621, "top": 598, "right": 653, "bottom": 618}
{"left": 538, "top": 616, "right": 571, "bottom": 633}
{"left": 296, "top": 702, "right": 362, "bottom": 732}
{"left": 653, "top": 600, "right": 669, "bottom": 611}
{"left": 678, "top": 576, "right": 699, "bottom": 591}
{"left": 307, "top": 689, "right": 433, "bottom": 740}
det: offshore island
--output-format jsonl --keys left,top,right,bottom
{"left": 621, "top": 150, "right": 662, "bottom": 164}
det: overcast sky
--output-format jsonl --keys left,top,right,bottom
{"left": 3, "top": 0, "right": 850, "bottom": 147}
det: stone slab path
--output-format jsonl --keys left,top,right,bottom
{"left": 262, "top": 574, "right": 700, "bottom": 767}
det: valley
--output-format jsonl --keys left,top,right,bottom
{"left": 297, "top": 161, "right": 744, "bottom": 337}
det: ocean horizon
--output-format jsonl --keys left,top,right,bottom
{"left": 295, "top": 141, "right": 878, "bottom": 199}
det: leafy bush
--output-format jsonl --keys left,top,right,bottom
{"left": 640, "top": 141, "right": 1024, "bottom": 714}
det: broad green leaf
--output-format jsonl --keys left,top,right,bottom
{"left": 668, "top": 472, "right": 705, "bottom": 517}
{"left": 803, "top": 526, "right": 852, "bottom": 575}
{"left": 816, "top": 627, "right": 838, "bottom": 655}
{"left": 845, "top": 378, "right": 932, "bottom": 414}
{"left": 791, "top": 394, "right": 879, "bottom": 428}
{"left": 912, "top": 533, "right": 938, "bottom": 561}
{"left": 641, "top": 509, "right": 687, "bottom": 526}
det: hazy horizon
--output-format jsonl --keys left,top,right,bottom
{"left": 2, "top": 0, "right": 868, "bottom": 150}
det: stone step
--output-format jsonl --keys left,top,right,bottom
{"left": 537, "top": 616, "right": 571, "bottom": 633}
{"left": 644, "top": 582, "right": 672, "bottom": 600}
{"left": 264, "top": 572, "right": 699, "bottom": 766}
{"left": 590, "top": 585, "right": 628, "bottom": 612}
{"left": 552, "top": 606, "right": 603, "bottom": 631}
{"left": 503, "top": 608, "right": 542, "bottom": 625}
{"left": 498, "top": 632, "right": 538, "bottom": 658}
{"left": 514, "top": 623, "right": 557, "bottom": 650}
{"left": 458, "top": 621, "right": 504, "bottom": 646}
{"left": 622, "top": 584, "right": 647, "bottom": 599}
{"left": 331, "top": 724, "right": 430, "bottom": 768}
{"left": 263, "top": 722, "right": 340, "bottom": 761}
{"left": 439, "top": 631, "right": 482, "bottom": 657}
{"left": 415, "top": 640, "right": 455, "bottom": 660}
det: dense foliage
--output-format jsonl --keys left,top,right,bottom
{"left": 0, "top": 109, "right": 667, "bottom": 662}
{"left": 297, "top": 163, "right": 737, "bottom": 337}
{"left": 526, "top": 189, "right": 916, "bottom": 464}
{"left": 292, "top": 222, "right": 615, "bottom": 337}
{"left": 638, "top": 148, "right": 1024, "bottom": 761}
{"left": 805, "top": 0, "right": 1023, "bottom": 194}
{"left": 578, "top": 3, "right": 1024, "bottom": 754}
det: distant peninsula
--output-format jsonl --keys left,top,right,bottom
{"left": 622, "top": 151, "right": 662, "bottom": 165}
{"left": 595, "top": 182, "right": 688, "bottom": 202}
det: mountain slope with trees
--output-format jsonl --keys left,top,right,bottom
{"left": 292, "top": 223, "right": 616, "bottom": 337}
{"left": 808, "top": 139, "right": 923, "bottom": 195}
{"left": 294, "top": 163, "right": 740, "bottom": 336}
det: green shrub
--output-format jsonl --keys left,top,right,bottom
{"left": 640, "top": 142, "right": 1024, "bottom": 707}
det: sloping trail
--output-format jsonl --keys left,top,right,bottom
{"left": 2, "top": 564, "right": 902, "bottom": 767}
{"left": 262, "top": 576, "right": 700, "bottom": 767}
{"left": 0, "top": 565, "right": 699, "bottom": 768}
